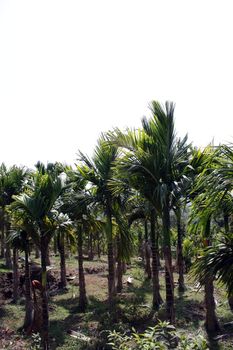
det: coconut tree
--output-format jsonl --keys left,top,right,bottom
{"left": 110, "top": 101, "right": 190, "bottom": 321}
{"left": 12, "top": 169, "right": 65, "bottom": 349}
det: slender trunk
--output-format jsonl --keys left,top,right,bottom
{"left": 77, "top": 224, "right": 87, "bottom": 311}
{"left": 203, "top": 218, "right": 220, "bottom": 333}
{"left": 97, "top": 231, "right": 101, "bottom": 259}
{"left": 45, "top": 247, "right": 51, "bottom": 266}
{"left": 223, "top": 212, "right": 233, "bottom": 311}
{"left": 150, "top": 208, "right": 162, "bottom": 309}
{"left": 35, "top": 246, "right": 40, "bottom": 259}
{"left": 40, "top": 238, "right": 49, "bottom": 350}
{"left": 204, "top": 278, "right": 220, "bottom": 333}
{"left": 116, "top": 260, "right": 123, "bottom": 293}
{"left": 116, "top": 235, "right": 123, "bottom": 293}
{"left": 162, "top": 203, "right": 175, "bottom": 323}
{"left": 138, "top": 230, "right": 144, "bottom": 260}
{"left": 5, "top": 221, "right": 12, "bottom": 269}
{"left": 107, "top": 240, "right": 116, "bottom": 306}
{"left": 23, "top": 239, "right": 34, "bottom": 332}
{"left": 144, "top": 219, "right": 152, "bottom": 279}
{"left": 106, "top": 204, "right": 116, "bottom": 310}
{"left": 53, "top": 237, "right": 57, "bottom": 256}
{"left": 13, "top": 248, "right": 19, "bottom": 303}
{"left": 0, "top": 216, "right": 5, "bottom": 258}
{"left": 88, "top": 231, "right": 94, "bottom": 260}
{"left": 59, "top": 234, "right": 67, "bottom": 288}
{"left": 5, "top": 243, "right": 12, "bottom": 268}
{"left": 176, "top": 208, "right": 185, "bottom": 292}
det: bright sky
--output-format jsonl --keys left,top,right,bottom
{"left": 0, "top": 1, "right": 232, "bottom": 167}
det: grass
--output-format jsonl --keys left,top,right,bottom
{"left": 0, "top": 256, "right": 233, "bottom": 349}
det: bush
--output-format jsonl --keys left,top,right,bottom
{"left": 107, "top": 320, "right": 208, "bottom": 350}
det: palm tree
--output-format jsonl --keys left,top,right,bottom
{"left": 76, "top": 135, "right": 120, "bottom": 309}
{"left": 192, "top": 232, "right": 233, "bottom": 301}
{"left": 55, "top": 213, "right": 74, "bottom": 289}
{"left": 7, "top": 225, "right": 35, "bottom": 332}
{"left": 188, "top": 146, "right": 225, "bottom": 333}
{"left": 189, "top": 212, "right": 220, "bottom": 333}
{"left": 110, "top": 101, "right": 189, "bottom": 322}
{"left": 0, "top": 164, "right": 28, "bottom": 268}
{"left": 13, "top": 169, "right": 65, "bottom": 349}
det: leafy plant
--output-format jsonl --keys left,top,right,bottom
{"left": 107, "top": 321, "right": 208, "bottom": 350}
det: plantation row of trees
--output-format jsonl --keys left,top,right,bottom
{"left": 1, "top": 101, "right": 233, "bottom": 349}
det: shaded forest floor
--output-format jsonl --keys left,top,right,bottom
{"left": 0, "top": 256, "right": 233, "bottom": 349}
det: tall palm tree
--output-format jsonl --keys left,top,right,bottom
{"left": 110, "top": 101, "right": 189, "bottom": 322}
{"left": 7, "top": 223, "right": 35, "bottom": 332}
{"left": 188, "top": 146, "right": 226, "bottom": 333}
{"left": 76, "top": 135, "right": 120, "bottom": 309}
{"left": 189, "top": 210, "right": 220, "bottom": 333}
{"left": 0, "top": 164, "right": 28, "bottom": 268}
{"left": 13, "top": 169, "right": 65, "bottom": 350}
{"left": 55, "top": 213, "right": 74, "bottom": 289}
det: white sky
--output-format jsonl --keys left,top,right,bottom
{"left": 0, "top": 0, "right": 233, "bottom": 167}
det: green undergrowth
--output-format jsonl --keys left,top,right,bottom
{"left": 0, "top": 257, "right": 233, "bottom": 349}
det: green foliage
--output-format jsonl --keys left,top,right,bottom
{"left": 191, "top": 233, "right": 233, "bottom": 296}
{"left": 182, "top": 237, "right": 195, "bottom": 270}
{"left": 31, "top": 333, "right": 42, "bottom": 350}
{"left": 107, "top": 321, "right": 208, "bottom": 350}
{"left": 178, "top": 334, "right": 208, "bottom": 350}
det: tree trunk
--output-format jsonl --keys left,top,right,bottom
{"left": 116, "top": 259, "right": 123, "bottom": 293}
{"left": 35, "top": 246, "right": 40, "bottom": 259}
{"left": 77, "top": 224, "right": 87, "bottom": 311}
{"left": 204, "top": 278, "right": 220, "bottom": 333}
{"left": 107, "top": 240, "right": 116, "bottom": 308}
{"left": 176, "top": 208, "right": 185, "bottom": 292}
{"left": 45, "top": 247, "right": 51, "bottom": 266}
{"left": 0, "top": 217, "right": 5, "bottom": 258}
{"left": 5, "top": 221, "right": 12, "bottom": 269}
{"left": 162, "top": 204, "right": 175, "bottom": 323}
{"left": 88, "top": 231, "right": 94, "bottom": 260}
{"left": 116, "top": 235, "right": 123, "bottom": 293}
{"left": 203, "top": 218, "right": 220, "bottom": 333}
{"left": 5, "top": 243, "right": 12, "bottom": 269}
{"left": 144, "top": 219, "right": 152, "bottom": 279}
{"left": 97, "top": 231, "right": 101, "bottom": 259}
{"left": 138, "top": 230, "right": 144, "bottom": 260}
{"left": 106, "top": 205, "right": 116, "bottom": 310}
{"left": 40, "top": 239, "right": 49, "bottom": 350}
{"left": 59, "top": 234, "right": 67, "bottom": 288}
{"left": 150, "top": 208, "right": 162, "bottom": 309}
{"left": 223, "top": 212, "right": 233, "bottom": 311}
{"left": 13, "top": 248, "right": 19, "bottom": 303}
{"left": 53, "top": 236, "right": 57, "bottom": 256}
{"left": 23, "top": 239, "right": 34, "bottom": 333}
